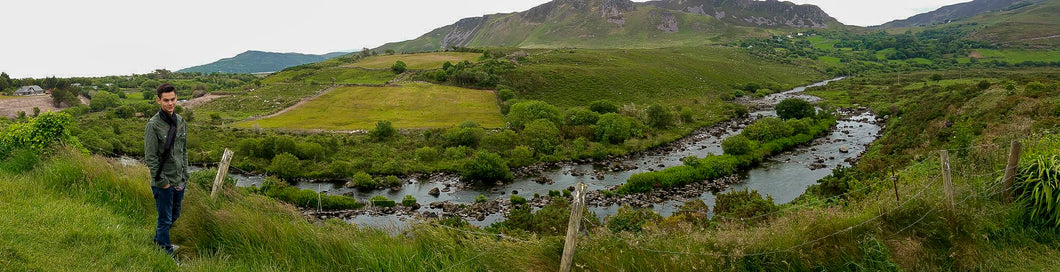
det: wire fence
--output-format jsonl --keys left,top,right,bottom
{"left": 84, "top": 131, "right": 1044, "bottom": 270}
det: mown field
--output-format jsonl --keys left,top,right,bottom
{"left": 344, "top": 52, "right": 481, "bottom": 70}
{"left": 233, "top": 83, "right": 504, "bottom": 130}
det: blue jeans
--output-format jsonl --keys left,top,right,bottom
{"left": 152, "top": 186, "right": 185, "bottom": 249}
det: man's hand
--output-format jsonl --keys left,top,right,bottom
{"left": 163, "top": 184, "right": 171, "bottom": 189}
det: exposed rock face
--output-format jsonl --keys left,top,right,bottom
{"left": 650, "top": 0, "right": 835, "bottom": 28}
{"left": 655, "top": 12, "right": 680, "bottom": 32}
{"left": 441, "top": 16, "right": 488, "bottom": 49}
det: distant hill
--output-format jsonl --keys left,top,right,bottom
{"left": 878, "top": 0, "right": 1047, "bottom": 28}
{"left": 376, "top": 0, "right": 842, "bottom": 53}
{"left": 893, "top": 0, "right": 1060, "bottom": 48}
{"left": 178, "top": 50, "right": 351, "bottom": 74}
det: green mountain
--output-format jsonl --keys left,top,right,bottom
{"left": 878, "top": 0, "right": 1047, "bottom": 28}
{"left": 376, "top": 0, "right": 842, "bottom": 52}
{"left": 961, "top": 0, "right": 1060, "bottom": 47}
{"left": 178, "top": 50, "right": 351, "bottom": 74}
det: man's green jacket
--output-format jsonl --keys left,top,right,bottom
{"left": 144, "top": 111, "right": 188, "bottom": 188}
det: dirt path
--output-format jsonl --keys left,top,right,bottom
{"left": 180, "top": 94, "right": 228, "bottom": 109}
{"left": 244, "top": 85, "right": 338, "bottom": 121}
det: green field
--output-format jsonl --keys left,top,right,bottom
{"left": 500, "top": 47, "right": 823, "bottom": 108}
{"left": 0, "top": 96, "right": 19, "bottom": 100}
{"left": 345, "top": 52, "right": 481, "bottom": 70}
{"left": 196, "top": 83, "right": 327, "bottom": 120}
{"left": 235, "top": 83, "right": 503, "bottom": 130}
{"left": 973, "top": 49, "right": 1060, "bottom": 63}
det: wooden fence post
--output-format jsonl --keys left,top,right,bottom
{"left": 940, "top": 150, "right": 954, "bottom": 210}
{"left": 559, "top": 182, "right": 588, "bottom": 272}
{"left": 891, "top": 167, "right": 900, "bottom": 202}
{"left": 1002, "top": 140, "right": 1022, "bottom": 203}
{"left": 211, "top": 148, "right": 234, "bottom": 200}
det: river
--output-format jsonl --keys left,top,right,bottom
{"left": 214, "top": 77, "right": 880, "bottom": 230}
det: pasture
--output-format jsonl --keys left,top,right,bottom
{"left": 344, "top": 52, "right": 482, "bottom": 70}
{"left": 234, "top": 83, "right": 503, "bottom": 130}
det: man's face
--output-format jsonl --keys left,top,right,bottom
{"left": 157, "top": 91, "right": 178, "bottom": 115}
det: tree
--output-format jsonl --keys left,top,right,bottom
{"left": 506, "top": 100, "right": 561, "bottom": 130}
{"left": 589, "top": 100, "right": 619, "bottom": 114}
{"left": 596, "top": 113, "right": 633, "bottom": 144}
{"left": 142, "top": 90, "right": 155, "bottom": 100}
{"left": 391, "top": 61, "right": 407, "bottom": 74}
{"left": 646, "top": 104, "right": 673, "bottom": 129}
{"left": 369, "top": 120, "right": 397, "bottom": 142}
{"left": 522, "top": 119, "right": 560, "bottom": 155}
{"left": 461, "top": 151, "right": 513, "bottom": 182}
{"left": 89, "top": 92, "right": 120, "bottom": 112}
{"left": 268, "top": 152, "right": 301, "bottom": 179}
{"left": 721, "top": 134, "right": 753, "bottom": 155}
{"left": 775, "top": 98, "right": 815, "bottom": 120}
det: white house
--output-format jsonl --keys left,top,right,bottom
{"left": 14, "top": 85, "right": 45, "bottom": 96}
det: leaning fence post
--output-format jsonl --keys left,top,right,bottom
{"left": 211, "top": 148, "right": 234, "bottom": 200}
{"left": 940, "top": 150, "right": 954, "bottom": 210}
{"left": 559, "top": 182, "right": 588, "bottom": 272}
{"left": 1002, "top": 140, "right": 1022, "bottom": 203}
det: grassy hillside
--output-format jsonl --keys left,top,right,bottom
{"left": 499, "top": 46, "right": 824, "bottom": 107}
{"left": 966, "top": 0, "right": 1060, "bottom": 47}
{"left": 374, "top": 0, "right": 822, "bottom": 53}
{"left": 345, "top": 52, "right": 482, "bottom": 70}
{"left": 234, "top": 83, "right": 504, "bottom": 130}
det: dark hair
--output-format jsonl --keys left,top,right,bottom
{"left": 156, "top": 83, "right": 176, "bottom": 98}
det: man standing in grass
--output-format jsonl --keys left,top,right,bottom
{"left": 144, "top": 83, "right": 189, "bottom": 256}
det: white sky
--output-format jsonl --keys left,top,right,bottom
{"left": 1, "top": 0, "right": 969, "bottom": 79}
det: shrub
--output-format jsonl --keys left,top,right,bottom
{"left": 350, "top": 172, "right": 378, "bottom": 189}
{"left": 564, "top": 108, "right": 600, "bottom": 126}
{"left": 786, "top": 118, "right": 812, "bottom": 135}
{"left": 112, "top": 105, "right": 136, "bottom": 119}
{"left": 369, "top": 120, "right": 397, "bottom": 142}
{"left": 89, "top": 92, "right": 121, "bottom": 112}
{"left": 977, "top": 80, "right": 991, "bottom": 90}
{"left": 481, "top": 130, "right": 517, "bottom": 153}
{"left": 401, "top": 195, "right": 417, "bottom": 207}
{"left": 415, "top": 146, "right": 441, "bottom": 162}
{"left": 268, "top": 152, "right": 302, "bottom": 179}
{"left": 370, "top": 195, "right": 396, "bottom": 207}
{"left": 0, "top": 112, "right": 80, "bottom": 157}
{"left": 721, "top": 134, "right": 753, "bottom": 156}
{"left": 461, "top": 151, "right": 513, "bottom": 182}
{"left": 606, "top": 206, "right": 663, "bottom": 233}
{"left": 1012, "top": 155, "right": 1060, "bottom": 227}
{"left": 506, "top": 100, "right": 562, "bottom": 130}
{"left": 510, "top": 145, "right": 534, "bottom": 167}
{"left": 497, "top": 88, "right": 515, "bottom": 101}
{"left": 522, "top": 119, "right": 559, "bottom": 154}
{"left": 381, "top": 175, "right": 401, "bottom": 188}
{"left": 713, "top": 188, "right": 778, "bottom": 223}
{"left": 475, "top": 194, "right": 488, "bottom": 203}
{"left": 391, "top": 61, "right": 407, "bottom": 74}
{"left": 775, "top": 98, "right": 815, "bottom": 120}
{"left": 680, "top": 107, "right": 695, "bottom": 123}
{"left": 443, "top": 126, "right": 485, "bottom": 148}
{"left": 142, "top": 90, "right": 154, "bottom": 100}
{"left": 589, "top": 100, "right": 619, "bottom": 114}
{"left": 596, "top": 113, "right": 633, "bottom": 144}
{"left": 1025, "top": 81, "right": 1053, "bottom": 98}
{"left": 510, "top": 195, "right": 527, "bottom": 206}
{"left": 646, "top": 105, "right": 673, "bottom": 129}
{"left": 742, "top": 117, "right": 794, "bottom": 142}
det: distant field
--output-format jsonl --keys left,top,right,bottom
{"left": 345, "top": 52, "right": 481, "bottom": 70}
{"left": 235, "top": 83, "right": 503, "bottom": 130}
{"left": 197, "top": 83, "right": 326, "bottom": 120}
{"left": 0, "top": 95, "right": 19, "bottom": 100}
{"left": 972, "top": 49, "right": 1060, "bottom": 63}
{"left": 818, "top": 56, "right": 841, "bottom": 64}
{"left": 500, "top": 47, "right": 823, "bottom": 108}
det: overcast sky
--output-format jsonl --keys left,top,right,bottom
{"left": 1, "top": 0, "right": 969, "bottom": 79}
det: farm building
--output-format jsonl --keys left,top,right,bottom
{"left": 14, "top": 85, "right": 45, "bottom": 96}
